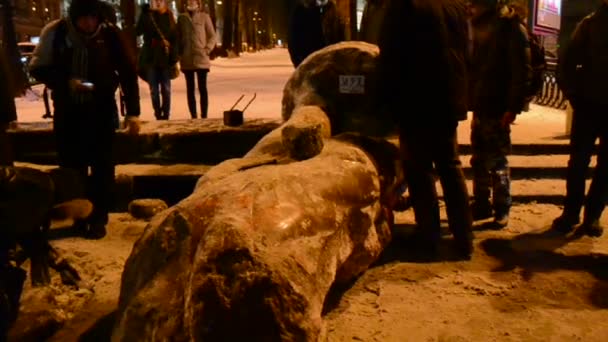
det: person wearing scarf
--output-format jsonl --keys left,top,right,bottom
{"left": 29, "top": 0, "right": 141, "bottom": 239}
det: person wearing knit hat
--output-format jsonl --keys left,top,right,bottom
{"left": 28, "top": 0, "right": 141, "bottom": 239}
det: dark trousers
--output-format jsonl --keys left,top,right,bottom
{"left": 399, "top": 122, "right": 473, "bottom": 243}
{"left": 563, "top": 102, "right": 608, "bottom": 222}
{"left": 0, "top": 124, "right": 12, "bottom": 166}
{"left": 147, "top": 67, "right": 172, "bottom": 120}
{"left": 54, "top": 105, "right": 116, "bottom": 225}
{"left": 184, "top": 69, "right": 209, "bottom": 119}
{"left": 470, "top": 114, "right": 512, "bottom": 214}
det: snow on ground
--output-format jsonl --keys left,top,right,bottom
{"left": 15, "top": 48, "right": 294, "bottom": 123}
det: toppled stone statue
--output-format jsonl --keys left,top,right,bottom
{"left": 282, "top": 41, "right": 395, "bottom": 137}
{"left": 113, "top": 42, "right": 403, "bottom": 341}
{"left": 0, "top": 167, "right": 92, "bottom": 338}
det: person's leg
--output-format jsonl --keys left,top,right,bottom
{"left": 400, "top": 128, "right": 441, "bottom": 251}
{"left": 184, "top": 70, "right": 197, "bottom": 118}
{"left": 148, "top": 68, "right": 162, "bottom": 120}
{"left": 580, "top": 110, "right": 608, "bottom": 236}
{"left": 434, "top": 122, "right": 473, "bottom": 256}
{"left": 470, "top": 115, "right": 492, "bottom": 219}
{"left": 160, "top": 68, "right": 172, "bottom": 120}
{"left": 197, "top": 69, "right": 209, "bottom": 118}
{"left": 554, "top": 104, "right": 598, "bottom": 232}
{"left": 485, "top": 119, "right": 512, "bottom": 226}
{"left": 0, "top": 124, "right": 12, "bottom": 166}
{"left": 54, "top": 112, "right": 89, "bottom": 233}
{"left": 87, "top": 122, "right": 116, "bottom": 239}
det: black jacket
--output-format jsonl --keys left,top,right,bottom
{"left": 0, "top": 51, "right": 17, "bottom": 125}
{"left": 377, "top": 0, "right": 469, "bottom": 126}
{"left": 29, "top": 19, "right": 140, "bottom": 121}
{"left": 468, "top": 10, "right": 532, "bottom": 116}
{"left": 288, "top": 1, "right": 345, "bottom": 67}
{"left": 558, "top": 4, "right": 608, "bottom": 107}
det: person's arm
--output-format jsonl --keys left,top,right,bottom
{"left": 168, "top": 14, "right": 179, "bottom": 65}
{"left": 176, "top": 14, "right": 185, "bottom": 56}
{"left": 557, "top": 17, "right": 590, "bottom": 104}
{"left": 29, "top": 20, "right": 64, "bottom": 90}
{"left": 111, "top": 28, "right": 141, "bottom": 120}
{"left": 204, "top": 13, "right": 217, "bottom": 54}
{"left": 505, "top": 21, "right": 532, "bottom": 115}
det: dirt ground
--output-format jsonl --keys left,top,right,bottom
{"left": 9, "top": 203, "right": 608, "bottom": 342}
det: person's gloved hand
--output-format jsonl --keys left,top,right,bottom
{"left": 124, "top": 116, "right": 140, "bottom": 136}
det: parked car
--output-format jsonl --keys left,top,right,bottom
{"left": 18, "top": 42, "right": 38, "bottom": 85}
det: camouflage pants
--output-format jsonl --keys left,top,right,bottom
{"left": 470, "top": 116, "right": 512, "bottom": 214}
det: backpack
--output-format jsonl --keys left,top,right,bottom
{"left": 526, "top": 28, "right": 546, "bottom": 99}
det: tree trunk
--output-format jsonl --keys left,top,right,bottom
{"left": 222, "top": 0, "right": 233, "bottom": 51}
{"left": 1, "top": 0, "right": 29, "bottom": 96}
{"left": 233, "top": 0, "right": 241, "bottom": 54}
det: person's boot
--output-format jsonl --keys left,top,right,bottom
{"left": 492, "top": 169, "right": 512, "bottom": 229}
{"left": 551, "top": 214, "right": 580, "bottom": 234}
{"left": 452, "top": 229, "right": 474, "bottom": 259}
{"left": 578, "top": 219, "right": 603, "bottom": 238}
{"left": 471, "top": 199, "right": 493, "bottom": 221}
{"left": 84, "top": 222, "right": 107, "bottom": 240}
{"left": 493, "top": 211, "right": 509, "bottom": 229}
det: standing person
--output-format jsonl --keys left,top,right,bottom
{"left": 136, "top": 0, "right": 178, "bottom": 120}
{"left": 468, "top": 0, "right": 532, "bottom": 228}
{"left": 29, "top": 0, "right": 141, "bottom": 239}
{"left": 287, "top": 0, "right": 345, "bottom": 68}
{"left": 0, "top": 50, "right": 17, "bottom": 166}
{"left": 377, "top": 0, "right": 473, "bottom": 258}
{"left": 552, "top": 1, "right": 608, "bottom": 236}
{"left": 177, "top": 0, "right": 217, "bottom": 119}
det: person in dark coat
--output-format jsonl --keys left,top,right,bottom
{"left": 377, "top": 0, "right": 473, "bottom": 258}
{"left": 552, "top": 1, "right": 608, "bottom": 237}
{"left": 467, "top": 0, "right": 532, "bottom": 228}
{"left": 288, "top": 0, "right": 345, "bottom": 68}
{"left": 136, "top": 0, "right": 178, "bottom": 120}
{"left": 0, "top": 50, "right": 17, "bottom": 166}
{"left": 29, "top": 0, "right": 141, "bottom": 239}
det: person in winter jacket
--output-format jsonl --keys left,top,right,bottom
{"left": 287, "top": 0, "right": 345, "bottom": 68}
{"left": 136, "top": 0, "right": 178, "bottom": 120}
{"left": 377, "top": 0, "right": 473, "bottom": 258}
{"left": 467, "top": 0, "right": 532, "bottom": 228}
{"left": 552, "top": 1, "right": 608, "bottom": 237}
{"left": 0, "top": 50, "right": 17, "bottom": 166}
{"left": 177, "top": 0, "right": 217, "bottom": 119}
{"left": 29, "top": 0, "right": 141, "bottom": 239}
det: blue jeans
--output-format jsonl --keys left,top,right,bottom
{"left": 147, "top": 67, "right": 171, "bottom": 120}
